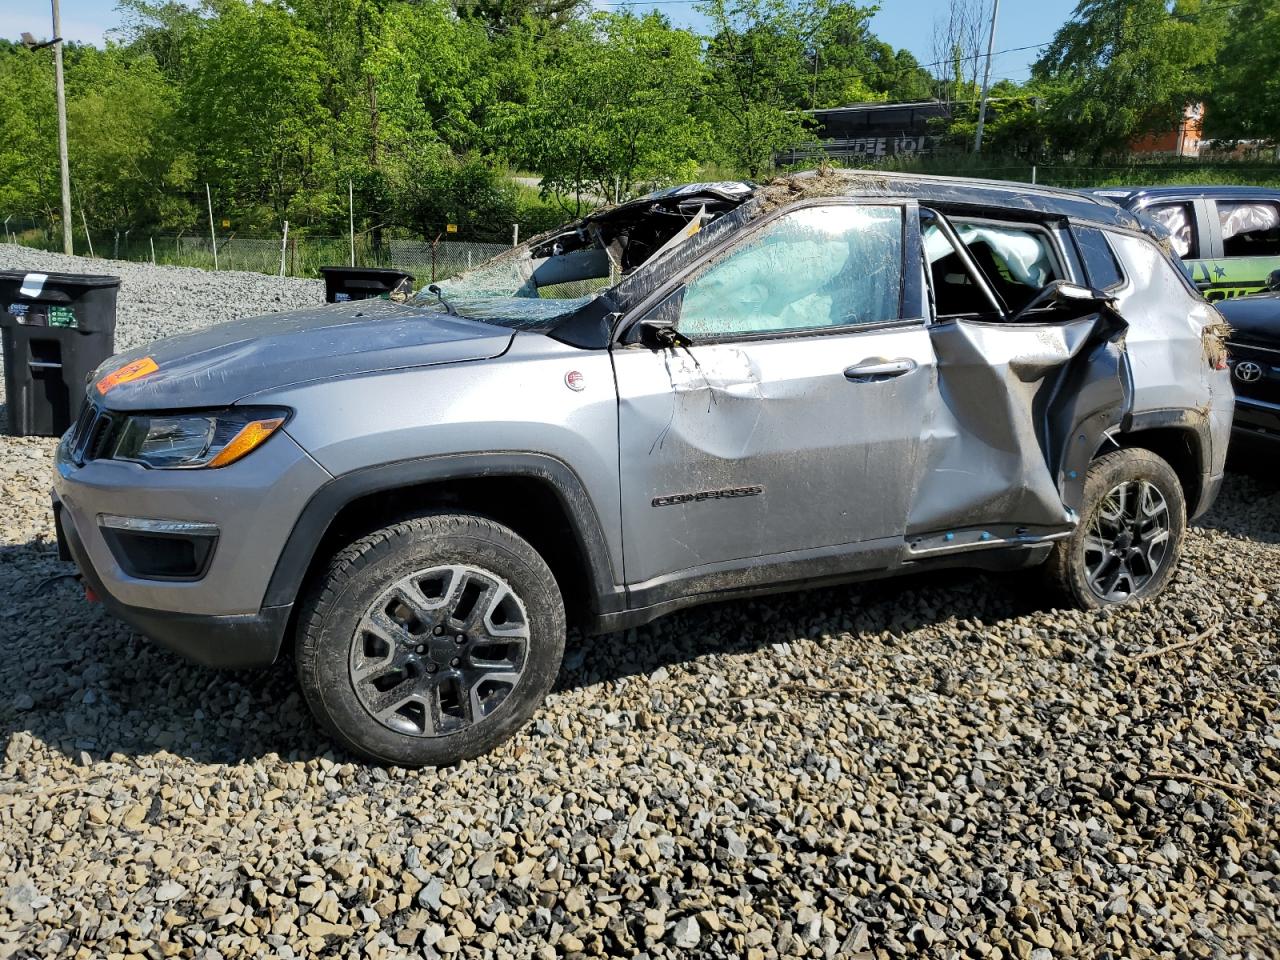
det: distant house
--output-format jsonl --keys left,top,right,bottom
{"left": 778, "top": 101, "right": 951, "bottom": 164}
{"left": 1130, "top": 103, "right": 1204, "bottom": 157}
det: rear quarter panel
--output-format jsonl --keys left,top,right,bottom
{"left": 1109, "top": 231, "right": 1233, "bottom": 478}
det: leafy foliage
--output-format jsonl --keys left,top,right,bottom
{"left": 1031, "top": 0, "right": 1225, "bottom": 159}
{"left": 1, "top": 0, "right": 1273, "bottom": 242}
{"left": 503, "top": 12, "right": 706, "bottom": 212}
{"left": 1204, "top": 0, "right": 1280, "bottom": 142}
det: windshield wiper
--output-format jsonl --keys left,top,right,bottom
{"left": 427, "top": 283, "right": 456, "bottom": 315}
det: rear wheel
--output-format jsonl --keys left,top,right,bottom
{"left": 1046, "top": 448, "right": 1186, "bottom": 610}
{"left": 296, "top": 514, "right": 565, "bottom": 766}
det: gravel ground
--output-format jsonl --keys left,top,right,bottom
{"left": 0, "top": 247, "right": 1278, "bottom": 960}
{"left": 0, "top": 244, "right": 322, "bottom": 353}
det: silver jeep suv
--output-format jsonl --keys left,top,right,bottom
{"left": 52, "top": 172, "right": 1233, "bottom": 766}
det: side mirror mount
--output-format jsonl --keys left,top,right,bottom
{"left": 1009, "top": 279, "right": 1114, "bottom": 322}
{"left": 1266, "top": 269, "right": 1280, "bottom": 292}
{"left": 626, "top": 285, "right": 688, "bottom": 347}
{"left": 634, "top": 317, "right": 685, "bottom": 349}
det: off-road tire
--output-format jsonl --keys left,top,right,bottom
{"left": 1045, "top": 448, "right": 1186, "bottom": 610}
{"left": 296, "top": 514, "right": 565, "bottom": 766}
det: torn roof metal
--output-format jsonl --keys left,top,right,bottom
{"left": 636, "top": 181, "right": 757, "bottom": 203}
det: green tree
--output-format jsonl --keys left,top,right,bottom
{"left": 66, "top": 47, "right": 194, "bottom": 227}
{"left": 1204, "top": 0, "right": 1280, "bottom": 142}
{"left": 114, "top": 0, "right": 206, "bottom": 82}
{"left": 395, "top": 157, "right": 520, "bottom": 242}
{"left": 453, "top": 0, "right": 586, "bottom": 32}
{"left": 699, "top": 0, "right": 824, "bottom": 177}
{"left": 810, "top": 4, "right": 933, "bottom": 108}
{"left": 180, "top": 0, "right": 330, "bottom": 225}
{"left": 0, "top": 42, "right": 58, "bottom": 220}
{"left": 1032, "top": 0, "right": 1225, "bottom": 159}
{"left": 500, "top": 12, "right": 706, "bottom": 212}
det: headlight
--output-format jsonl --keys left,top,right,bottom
{"left": 112, "top": 407, "right": 289, "bottom": 469}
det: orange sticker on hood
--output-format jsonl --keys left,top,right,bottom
{"left": 96, "top": 356, "right": 159, "bottom": 395}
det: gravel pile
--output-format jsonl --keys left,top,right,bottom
{"left": 0, "top": 249, "right": 1277, "bottom": 959}
{"left": 0, "top": 243, "right": 323, "bottom": 352}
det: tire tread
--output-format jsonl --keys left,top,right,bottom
{"left": 295, "top": 513, "right": 564, "bottom": 765}
{"left": 1044, "top": 447, "right": 1186, "bottom": 610}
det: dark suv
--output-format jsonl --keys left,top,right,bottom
{"left": 54, "top": 171, "right": 1233, "bottom": 765}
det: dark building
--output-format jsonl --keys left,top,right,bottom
{"left": 779, "top": 100, "right": 952, "bottom": 164}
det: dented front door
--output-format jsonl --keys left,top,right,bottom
{"left": 613, "top": 329, "right": 935, "bottom": 588}
{"left": 612, "top": 200, "right": 932, "bottom": 591}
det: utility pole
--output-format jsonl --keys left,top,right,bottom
{"left": 973, "top": 0, "right": 1000, "bottom": 155}
{"left": 52, "top": 0, "right": 73, "bottom": 254}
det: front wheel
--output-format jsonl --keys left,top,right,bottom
{"left": 1045, "top": 448, "right": 1187, "bottom": 610}
{"left": 296, "top": 514, "right": 565, "bottom": 766}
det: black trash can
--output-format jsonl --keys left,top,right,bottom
{"left": 319, "top": 266, "right": 415, "bottom": 303}
{"left": 0, "top": 270, "right": 120, "bottom": 437}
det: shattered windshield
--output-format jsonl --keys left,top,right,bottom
{"left": 411, "top": 251, "right": 603, "bottom": 329}
{"left": 410, "top": 182, "right": 756, "bottom": 330}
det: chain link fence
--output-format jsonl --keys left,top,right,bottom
{"left": 386, "top": 239, "right": 511, "bottom": 282}
{"left": 1, "top": 219, "right": 518, "bottom": 283}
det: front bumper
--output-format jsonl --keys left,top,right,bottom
{"left": 52, "top": 423, "right": 331, "bottom": 668}
{"left": 56, "top": 495, "right": 292, "bottom": 667}
{"left": 1233, "top": 396, "right": 1280, "bottom": 444}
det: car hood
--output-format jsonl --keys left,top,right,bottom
{"left": 1215, "top": 293, "right": 1280, "bottom": 347}
{"left": 94, "top": 299, "right": 514, "bottom": 411}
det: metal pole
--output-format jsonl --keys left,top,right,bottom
{"left": 206, "top": 183, "right": 218, "bottom": 270}
{"left": 150, "top": 235, "right": 155, "bottom": 265}
{"left": 1031, "top": 164, "right": 1037, "bottom": 185}
{"left": 973, "top": 0, "right": 1000, "bottom": 154}
{"left": 512, "top": 223, "right": 519, "bottom": 247}
{"left": 348, "top": 180, "right": 355, "bottom": 267}
{"left": 280, "top": 220, "right": 289, "bottom": 276}
{"left": 3, "top": 215, "right": 11, "bottom": 244}
{"left": 52, "top": 0, "right": 73, "bottom": 255}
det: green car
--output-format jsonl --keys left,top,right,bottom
{"left": 1087, "top": 186, "right": 1280, "bottom": 301}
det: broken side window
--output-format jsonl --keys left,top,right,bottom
{"left": 946, "top": 220, "right": 1062, "bottom": 314}
{"left": 922, "top": 219, "right": 995, "bottom": 318}
{"left": 675, "top": 204, "right": 904, "bottom": 339}
{"left": 1146, "top": 203, "right": 1198, "bottom": 259}
{"left": 1218, "top": 201, "right": 1280, "bottom": 258}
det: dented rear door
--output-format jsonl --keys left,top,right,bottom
{"left": 613, "top": 200, "right": 934, "bottom": 590}
{"left": 906, "top": 209, "right": 1133, "bottom": 554}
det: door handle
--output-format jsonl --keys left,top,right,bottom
{"left": 844, "top": 357, "right": 917, "bottom": 382}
